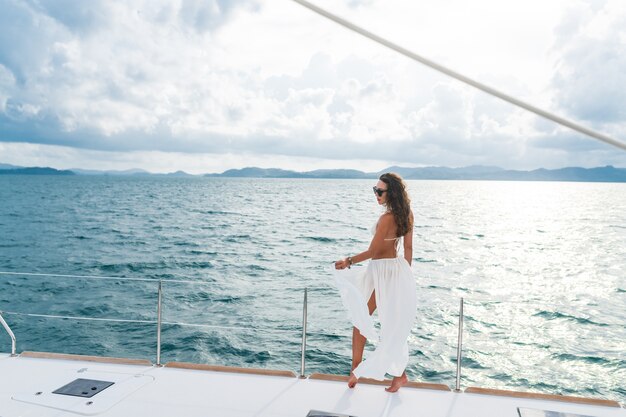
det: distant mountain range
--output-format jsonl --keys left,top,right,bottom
{"left": 1, "top": 163, "right": 625, "bottom": 182}
{"left": 206, "top": 167, "right": 373, "bottom": 179}
{"left": 0, "top": 165, "right": 193, "bottom": 177}
{"left": 0, "top": 166, "right": 75, "bottom": 176}
{"left": 205, "top": 165, "right": 626, "bottom": 182}
{"left": 71, "top": 168, "right": 194, "bottom": 177}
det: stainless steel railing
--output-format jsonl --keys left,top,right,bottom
{"left": 156, "top": 280, "right": 163, "bottom": 367}
{"left": 455, "top": 297, "right": 464, "bottom": 392}
{"left": 2, "top": 270, "right": 625, "bottom": 404}
{"left": 300, "top": 287, "right": 308, "bottom": 378}
{"left": 0, "top": 270, "right": 464, "bottom": 388}
{"left": 0, "top": 311, "right": 16, "bottom": 356}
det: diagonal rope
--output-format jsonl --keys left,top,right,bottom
{"left": 290, "top": 0, "right": 626, "bottom": 151}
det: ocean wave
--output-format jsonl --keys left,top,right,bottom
{"left": 246, "top": 264, "right": 268, "bottom": 271}
{"left": 202, "top": 210, "right": 240, "bottom": 216}
{"left": 224, "top": 234, "right": 251, "bottom": 242}
{"left": 299, "top": 236, "right": 336, "bottom": 243}
{"left": 174, "top": 241, "right": 200, "bottom": 247}
{"left": 96, "top": 261, "right": 167, "bottom": 273}
{"left": 415, "top": 257, "right": 437, "bottom": 263}
{"left": 174, "top": 330, "right": 273, "bottom": 364}
{"left": 551, "top": 353, "right": 616, "bottom": 366}
{"left": 174, "top": 261, "right": 215, "bottom": 269}
{"left": 76, "top": 304, "right": 115, "bottom": 317}
{"left": 186, "top": 250, "right": 218, "bottom": 256}
{"left": 460, "top": 356, "right": 487, "bottom": 369}
{"left": 533, "top": 310, "right": 609, "bottom": 327}
{"left": 182, "top": 291, "right": 246, "bottom": 304}
{"left": 0, "top": 243, "right": 21, "bottom": 248}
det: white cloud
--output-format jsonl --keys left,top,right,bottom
{"left": 0, "top": 0, "right": 624, "bottom": 172}
{"left": 0, "top": 141, "right": 393, "bottom": 174}
{"left": 550, "top": 0, "right": 626, "bottom": 124}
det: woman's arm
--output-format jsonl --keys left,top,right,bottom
{"left": 403, "top": 211, "right": 414, "bottom": 266}
{"left": 335, "top": 214, "right": 393, "bottom": 269}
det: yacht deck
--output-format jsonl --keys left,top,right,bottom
{"left": 0, "top": 352, "right": 623, "bottom": 417}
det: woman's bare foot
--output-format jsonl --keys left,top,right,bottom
{"left": 348, "top": 373, "right": 358, "bottom": 388}
{"left": 385, "top": 373, "right": 408, "bottom": 393}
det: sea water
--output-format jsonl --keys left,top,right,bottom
{"left": 0, "top": 175, "right": 624, "bottom": 402}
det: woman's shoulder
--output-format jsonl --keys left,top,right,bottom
{"left": 378, "top": 212, "right": 395, "bottom": 225}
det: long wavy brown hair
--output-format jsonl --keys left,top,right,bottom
{"left": 379, "top": 172, "right": 413, "bottom": 237}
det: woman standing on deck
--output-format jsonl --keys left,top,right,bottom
{"left": 334, "top": 172, "right": 417, "bottom": 392}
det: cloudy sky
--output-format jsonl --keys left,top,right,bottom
{"left": 0, "top": 0, "right": 625, "bottom": 173}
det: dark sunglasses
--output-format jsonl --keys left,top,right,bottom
{"left": 373, "top": 186, "right": 388, "bottom": 197}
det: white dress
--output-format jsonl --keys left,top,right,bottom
{"left": 332, "top": 224, "right": 418, "bottom": 380}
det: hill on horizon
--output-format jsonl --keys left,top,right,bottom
{"left": 204, "top": 165, "right": 626, "bottom": 182}
{"left": 1, "top": 163, "right": 625, "bottom": 182}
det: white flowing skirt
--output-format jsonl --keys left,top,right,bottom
{"left": 332, "top": 257, "right": 417, "bottom": 380}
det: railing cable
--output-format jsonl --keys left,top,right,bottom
{"left": 0, "top": 310, "right": 300, "bottom": 335}
{"left": 0, "top": 271, "right": 210, "bottom": 285}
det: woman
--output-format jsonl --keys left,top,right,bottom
{"left": 334, "top": 172, "right": 417, "bottom": 393}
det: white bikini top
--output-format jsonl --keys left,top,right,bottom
{"left": 371, "top": 221, "right": 402, "bottom": 242}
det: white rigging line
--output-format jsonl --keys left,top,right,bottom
{"left": 290, "top": 0, "right": 626, "bottom": 152}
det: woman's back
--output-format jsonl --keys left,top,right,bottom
{"left": 371, "top": 213, "right": 402, "bottom": 260}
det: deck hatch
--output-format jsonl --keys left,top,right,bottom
{"left": 52, "top": 378, "right": 114, "bottom": 398}
{"left": 307, "top": 411, "right": 355, "bottom": 417}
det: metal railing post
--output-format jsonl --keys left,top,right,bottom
{"left": 156, "top": 280, "right": 163, "bottom": 366}
{"left": 300, "top": 287, "right": 308, "bottom": 378}
{"left": 455, "top": 297, "right": 464, "bottom": 392}
{"left": 0, "top": 312, "right": 16, "bottom": 356}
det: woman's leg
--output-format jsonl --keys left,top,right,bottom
{"left": 348, "top": 291, "right": 376, "bottom": 388}
{"left": 351, "top": 291, "right": 377, "bottom": 369}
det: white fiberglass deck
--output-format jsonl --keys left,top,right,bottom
{"left": 0, "top": 352, "right": 624, "bottom": 417}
